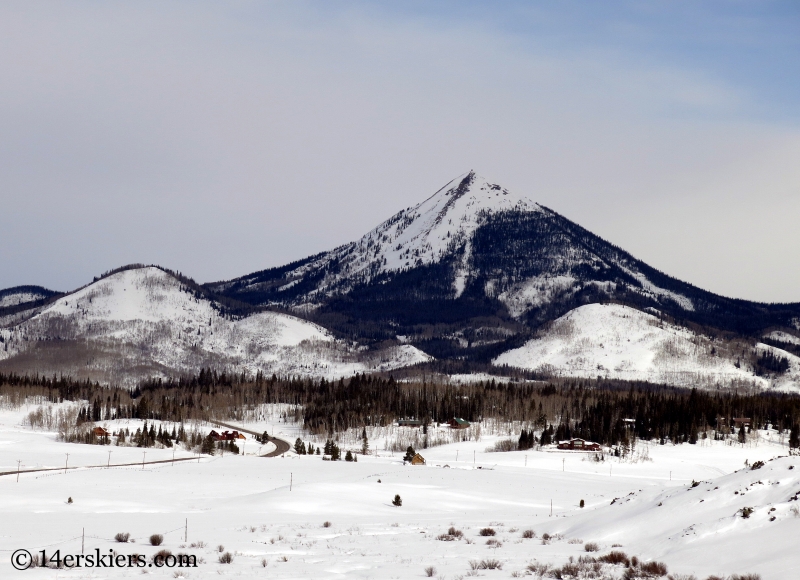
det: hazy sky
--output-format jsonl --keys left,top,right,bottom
{"left": 1, "top": 1, "right": 799, "bottom": 302}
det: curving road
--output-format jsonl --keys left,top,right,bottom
{"left": 209, "top": 420, "right": 291, "bottom": 457}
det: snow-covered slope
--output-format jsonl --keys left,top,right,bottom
{"left": 562, "top": 455, "right": 800, "bottom": 579}
{"left": 210, "top": 171, "right": 699, "bottom": 315}
{"left": 494, "top": 303, "right": 800, "bottom": 391}
{"left": 0, "top": 267, "right": 430, "bottom": 384}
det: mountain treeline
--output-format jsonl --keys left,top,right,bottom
{"left": 2, "top": 371, "right": 800, "bottom": 449}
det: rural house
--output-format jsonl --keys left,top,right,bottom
{"left": 557, "top": 438, "right": 601, "bottom": 451}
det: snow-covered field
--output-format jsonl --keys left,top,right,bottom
{"left": 0, "top": 402, "right": 797, "bottom": 579}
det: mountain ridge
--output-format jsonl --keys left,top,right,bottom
{"left": 2, "top": 171, "right": 799, "bottom": 389}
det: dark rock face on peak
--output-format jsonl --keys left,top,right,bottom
{"left": 207, "top": 174, "right": 800, "bottom": 363}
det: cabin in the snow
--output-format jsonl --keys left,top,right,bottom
{"left": 209, "top": 430, "right": 246, "bottom": 441}
{"left": 92, "top": 427, "right": 110, "bottom": 437}
{"left": 410, "top": 453, "right": 426, "bottom": 465}
{"left": 557, "top": 438, "right": 601, "bottom": 451}
{"left": 733, "top": 417, "right": 751, "bottom": 429}
{"left": 448, "top": 417, "right": 470, "bottom": 429}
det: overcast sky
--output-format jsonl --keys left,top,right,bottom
{"left": 1, "top": 1, "right": 799, "bottom": 302}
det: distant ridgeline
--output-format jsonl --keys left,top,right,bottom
{"left": 2, "top": 371, "right": 799, "bottom": 450}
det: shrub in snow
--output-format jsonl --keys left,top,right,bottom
{"left": 424, "top": 565, "right": 436, "bottom": 577}
{"left": 521, "top": 529, "right": 536, "bottom": 539}
{"left": 638, "top": 560, "right": 667, "bottom": 576}
{"left": 475, "top": 559, "right": 502, "bottom": 570}
{"left": 152, "top": 549, "right": 172, "bottom": 565}
{"left": 486, "top": 538, "right": 501, "bottom": 547}
{"left": 447, "top": 526, "right": 463, "bottom": 538}
{"left": 217, "top": 545, "right": 224, "bottom": 552}
{"left": 149, "top": 534, "right": 164, "bottom": 546}
{"left": 750, "top": 460, "right": 765, "bottom": 470}
{"left": 322, "top": 521, "right": 332, "bottom": 528}
{"left": 114, "top": 532, "right": 130, "bottom": 543}
{"left": 392, "top": 494, "right": 402, "bottom": 507}
{"left": 67, "top": 497, "right": 73, "bottom": 504}
{"left": 345, "top": 450, "right": 353, "bottom": 461}
{"left": 479, "top": 527, "right": 496, "bottom": 536}
{"left": 740, "top": 507, "right": 754, "bottom": 519}
{"left": 584, "top": 542, "right": 599, "bottom": 552}
{"left": 526, "top": 562, "right": 549, "bottom": 575}
{"left": 218, "top": 552, "right": 233, "bottom": 564}
{"left": 598, "top": 551, "right": 629, "bottom": 567}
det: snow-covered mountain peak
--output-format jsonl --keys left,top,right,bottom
{"left": 276, "top": 172, "right": 545, "bottom": 298}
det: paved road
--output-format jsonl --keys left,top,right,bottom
{"left": 209, "top": 420, "right": 292, "bottom": 457}
{"left": 0, "top": 456, "right": 199, "bottom": 478}
{"left": 0, "top": 423, "right": 292, "bottom": 478}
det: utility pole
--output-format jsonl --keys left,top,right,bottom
{"left": 456, "top": 450, "right": 458, "bottom": 462}
{"left": 290, "top": 472, "right": 293, "bottom": 491}
{"left": 562, "top": 458, "right": 565, "bottom": 472}
{"left": 473, "top": 450, "right": 476, "bottom": 465}
{"left": 550, "top": 499, "right": 553, "bottom": 517}
{"left": 108, "top": 450, "right": 112, "bottom": 468}
{"left": 142, "top": 451, "right": 146, "bottom": 470}
{"left": 172, "top": 446, "right": 176, "bottom": 466}
{"left": 81, "top": 528, "right": 84, "bottom": 554}
{"left": 16, "top": 460, "right": 21, "bottom": 482}
{"left": 65, "top": 453, "right": 69, "bottom": 474}
{"left": 525, "top": 455, "right": 527, "bottom": 467}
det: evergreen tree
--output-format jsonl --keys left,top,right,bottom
{"left": 361, "top": 428, "right": 369, "bottom": 455}
{"left": 789, "top": 424, "right": 799, "bottom": 451}
{"left": 403, "top": 446, "right": 416, "bottom": 462}
{"left": 345, "top": 450, "right": 353, "bottom": 462}
{"left": 201, "top": 434, "right": 216, "bottom": 455}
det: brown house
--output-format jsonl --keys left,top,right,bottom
{"left": 448, "top": 417, "right": 470, "bottom": 429}
{"left": 92, "top": 427, "right": 110, "bottom": 437}
{"left": 557, "top": 438, "right": 601, "bottom": 451}
{"left": 209, "top": 430, "right": 246, "bottom": 441}
{"left": 410, "top": 453, "right": 426, "bottom": 465}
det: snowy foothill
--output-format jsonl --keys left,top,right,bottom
{"left": 494, "top": 303, "right": 800, "bottom": 392}
{"left": 0, "top": 267, "right": 431, "bottom": 385}
{"left": 0, "top": 400, "right": 796, "bottom": 579}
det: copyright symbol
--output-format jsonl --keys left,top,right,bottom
{"left": 11, "top": 549, "right": 32, "bottom": 570}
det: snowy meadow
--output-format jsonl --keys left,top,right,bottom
{"left": 0, "top": 399, "right": 795, "bottom": 579}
